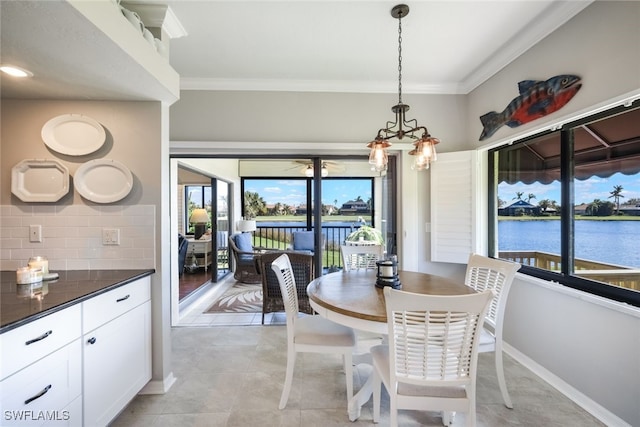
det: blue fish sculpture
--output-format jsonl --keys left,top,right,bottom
{"left": 479, "top": 74, "right": 582, "bottom": 141}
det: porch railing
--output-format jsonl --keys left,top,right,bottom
{"left": 252, "top": 224, "right": 362, "bottom": 270}
{"left": 499, "top": 250, "right": 640, "bottom": 291}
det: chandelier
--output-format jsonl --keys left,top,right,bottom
{"left": 367, "top": 4, "right": 440, "bottom": 172}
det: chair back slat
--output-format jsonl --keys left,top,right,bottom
{"left": 384, "top": 287, "right": 494, "bottom": 387}
{"left": 270, "top": 254, "right": 300, "bottom": 335}
{"left": 341, "top": 244, "right": 384, "bottom": 271}
{"left": 464, "top": 254, "right": 521, "bottom": 329}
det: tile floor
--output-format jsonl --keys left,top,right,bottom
{"left": 111, "top": 278, "right": 606, "bottom": 427}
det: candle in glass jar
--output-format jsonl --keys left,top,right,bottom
{"left": 16, "top": 267, "right": 31, "bottom": 284}
{"left": 380, "top": 266, "right": 394, "bottom": 277}
{"left": 28, "top": 257, "right": 48, "bottom": 275}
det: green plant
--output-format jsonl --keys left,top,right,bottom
{"left": 345, "top": 225, "right": 384, "bottom": 244}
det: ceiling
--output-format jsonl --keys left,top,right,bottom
{"left": 0, "top": 1, "right": 593, "bottom": 100}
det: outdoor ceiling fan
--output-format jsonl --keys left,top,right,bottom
{"left": 289, "top": 160, "right": 344, "bottom": 177}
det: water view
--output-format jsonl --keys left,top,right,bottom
{"left": 498, "top": 220, "right": 640, "bottom": 268}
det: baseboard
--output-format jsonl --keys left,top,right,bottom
{"left": 504, "top": 343, "right": 630, "bottom": 427}
{"left": 138, "top": 372, "right": 177, "bottom": 395}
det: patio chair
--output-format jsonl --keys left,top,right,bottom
{"left": 178, "top": 234, "right": 189, "bottom": 277}
{"left": 270, "top": 254, "right": 356, "bottom": 410}
{"left": 228, "top": 232, "right": 263, "bottom": 283}
{"left": 259, "top": 251, "right": 315, "bottom": 324}
{"left": 289, "top": 231, "right": 324, "bottom": 254}
{"left": 372, "top": 287, "right": 494, "bottom": 427}
{"left": 464, "top": 253, "right": 521, "bottom": 409}
{"left": 340, "top": 244, "right": 384, "bottom": 271}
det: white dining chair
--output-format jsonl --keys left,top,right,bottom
{"left": 340, "top": 244, "right": 386, "bottom": 351}
{"left": 340, "top": 244, "right": 384, "bottom": 271}
{"left": 464, "top": 253, "right": 521, "bottom": 409}
{"left": 371, "top": 287, "right": 494, "bottom": 427}
{"left": 270, "top": 254, "right": 356, "bottom": 409}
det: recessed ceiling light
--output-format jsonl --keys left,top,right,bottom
{"left": 0, "top": 65, "right": 34, "bottom": 78}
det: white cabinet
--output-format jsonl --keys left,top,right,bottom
{"left": 187, "top": 238, "right": 212, "bottom": 271}
{"left": 0, "top": 340, "right": 82, "bottom": 427}
{"left": 0, "top": 305, "right": 82, "bottom": 427}
{"left": 0, "top": 275, "right": 152, "bottom": 427}
{"left": 82, "top": 277, "right": 151, "bottom": 427}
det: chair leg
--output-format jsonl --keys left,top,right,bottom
{"left": 279, "top": 348, "right": 297, "bottom": 409}
{"left": 442, "top": 411, "right": 452, "bottom": 425}
{"left": 389, "top": 393, "right": 398, "bottom": 427}
{"left": 495, "top": 348, "right": 513, "bottom": 409}
{"left": 343, "top": 352, "right": 354, "bottom": 402}
{"left": 372, "top": 370, "right": 381, "bottom": 423}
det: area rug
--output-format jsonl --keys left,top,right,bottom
{"left": 204, "top": 282, "right": 262, "bottom": 313}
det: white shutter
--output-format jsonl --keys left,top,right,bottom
{"left": 430, "top": 150, "right": 478, "bottom": 263}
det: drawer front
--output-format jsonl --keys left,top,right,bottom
{"left": 0, "top": 305, "right": 81, "bottom": 381}
{"left": 190, "top": 241, "right": 210, "bottom": 252}
{"left": 82, "top": 276, "right": 150, "bottom": 333}
{"left": 0, "top": 339, "right": 82, "bottom": 427}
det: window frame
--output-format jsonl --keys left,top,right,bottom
{"left": 488, "top": 101, "right": 640, "bottom": 308}
{"left": 184, "top": 184, "right": 212, "bottom": 234}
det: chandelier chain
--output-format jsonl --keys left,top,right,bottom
{"left": 397, "top": 11, "right": 403, "bottom": 104}
{"left": 367, "top": 4, "right": 439, "bottom": 172}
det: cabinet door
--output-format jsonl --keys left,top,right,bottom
{"left": 83, "top": 301, "right": 151, "bottom": 427}
{"left": 0, "top": 339, "right": 81, "bottom": 427}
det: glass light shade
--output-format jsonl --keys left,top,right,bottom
{"left": 367, "top": 140, "right": 390, "bottom": 172}
{"left": 189, "top": 208, "right": 209, "bottom": 224}
{"left": 304, "top": 164, "right": 329, "bottom": 177}
{"left": 409, "top": 137, "right": 439, "bottom": 171}
{"left": 237, "top": 219, "right": 257, "bottom": 232}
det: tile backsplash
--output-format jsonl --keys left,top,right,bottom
{"left": 0, "top": 204, "right": 155, "bottom": 271}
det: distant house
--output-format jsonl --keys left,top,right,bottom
{"left": 498, "top": 200, "right": 539, "bottom": 216}
{"left": 574, "top": 203, "right": 589, "bottom": 215}
{"left": 339, "top": 199, "right": 370, "bottom": 215}
{"left": 619, "top": 204, "right": 640, "bottom": 216}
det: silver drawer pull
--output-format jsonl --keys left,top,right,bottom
{"left": 24, "top": 384, "right": 52, "bottom": 405}
{"left": 116, "top": 294, "right": 130, "bottom": 303}
{"left": 25, "top": 330, "right": 52, "bottom": 346}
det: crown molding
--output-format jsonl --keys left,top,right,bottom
{"left": 459, "top": 0, "right": 593, "bottom": 93}
{"left": 180, "top": 77, "right": 463, "bottom": 95}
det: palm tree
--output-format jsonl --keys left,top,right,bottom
{"left": 586, "top": 199, "right": 602, "bottom": 216}
{"left": 244, "top": 191, "right": 266, "bottom": 219}
{"left": 609, "top": 185, "right": 624, "bottom": 214}
{"left": 513, "top": 192, "right": 524, "bottom": 201}
{"left": 526, "top": 193, "right": 536, "bottom": 203}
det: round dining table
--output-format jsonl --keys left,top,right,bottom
{"left": 306, "top": 269, "right": 476, "bottom": 421}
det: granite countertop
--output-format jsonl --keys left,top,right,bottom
{"left": 0, "top": 269, "right": 154, "bottom": 334}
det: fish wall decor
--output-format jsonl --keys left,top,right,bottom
{"left": 478, "top": 74, "right": 582, "bottom": 141}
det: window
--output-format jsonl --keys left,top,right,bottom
{"left": 489, "top": 102, "right": 640, "bottom": 307}
{"left": 184, "top": 185, "right": 212, "bottom": 234}
{"left": 241, "top": 176, "right": 376, "bottom": 269}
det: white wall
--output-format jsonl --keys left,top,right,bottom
{"left": 464, "top": 3, "right": 640, "bottom": 426}
{"left": 0, "top": 100, "right": 160, "bottom": 271}
{"left": 0, "top": 98, "right": 175, "bottom": 395}
{"left": 505, "top": 275, "right": 640, "bottom": 426}
{"left": 467, "top": 1, "right": 640, "bottom": 149}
